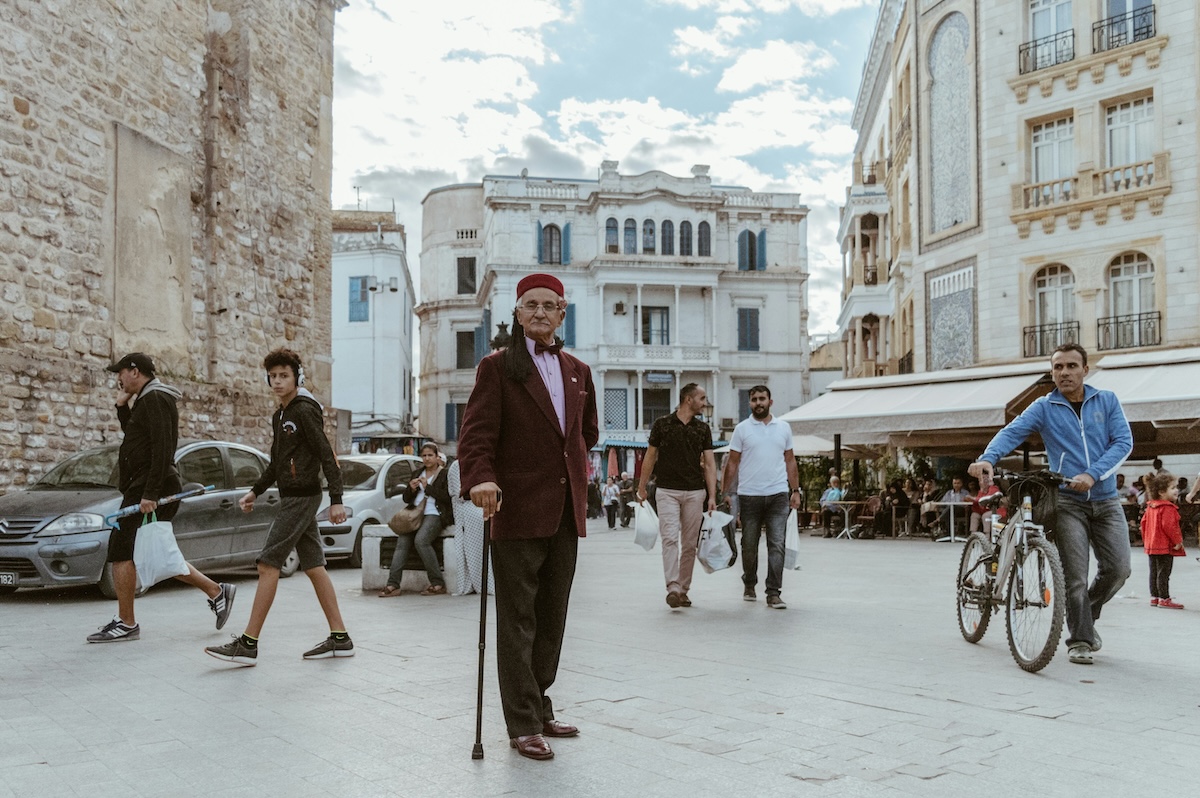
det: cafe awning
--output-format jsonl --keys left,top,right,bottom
{"left": 1087, "top": 348, "right": 1200, "bottom": 456}
{"left": 778, "top": 363, "right": 1053, "bottom": 455}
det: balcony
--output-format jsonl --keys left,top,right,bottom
{"left": 1097, "top": 311, "right": 1160, "bottom": 351}
{"left": 596, "top": 343, "right": 720, "bottom": 370}
{"left": 1009, "top": 152, "right": 1170, "bottom": 238}
{"left": 1019, "top": 30, "right": 1075, "bottom": 75}
{"left": 1094, "top": 6, "right": 1156, "bottom": 54}
{"left": 1023, "top": 321, "right": 1080, "bottom": 358}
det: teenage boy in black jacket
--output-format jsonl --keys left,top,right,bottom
{"left": 206, "top": 348, "right": 352, "bottom": 666}
{"left": 87, "top": 352, "right": 237, "bottom": 643}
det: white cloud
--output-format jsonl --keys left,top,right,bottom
{"left": 717, "top": 40, "right": 837, "bottom": 92}
{"left": 671, "top": 15, "right": 756, "bottom": 62}
{"left": 659, "top": 0, "right": 875, "bottom": 15}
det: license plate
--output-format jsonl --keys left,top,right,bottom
{"left": 0, "top": 572, "right": 15, "bottom": 586}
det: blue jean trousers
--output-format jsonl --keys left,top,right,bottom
{"left": 1054, "top": 495, "right": 1131, "bottom": 648}
{"left": 739, "top": 492, "right": 789, "bottom": 597}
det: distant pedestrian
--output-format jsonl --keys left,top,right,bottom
{"left": 205, "top": 348, "right": 352, "bottom": 666}
{"left": 618, "top": 471, "right": 635, "bottom": 527}
{"left": 602, "top": 477, "right": 620, "bottom": 529}
{"left": 457, "top": 272, "right": 599, "bottom": 761}
{"left": 87, "top": 353, "right": 236, "bottom": 644}
{"left": 637, "top": 383, "right": 717, "bottom": 609}
{"left": 819, "top": 476, "right": 844, "bottom": 537}
{"left": 722, "top": 385, "right": 800, "bottom": 608}
{"left": 1141, "top": 472, "right": 1184, "bottom": 609}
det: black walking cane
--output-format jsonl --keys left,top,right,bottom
{"left": 472, "top": 488, "right": 500, "bottom": 760}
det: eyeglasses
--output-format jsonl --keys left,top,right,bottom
{"left": 518, "top": 301, "right": 562, "bottom": 314}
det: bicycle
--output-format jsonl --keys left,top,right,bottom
{"left": 955, "top": 470, "right": 1067, "bottom": 673}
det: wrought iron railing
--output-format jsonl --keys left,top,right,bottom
{"left": 1019, "top": 30, "right": 1075, "bottom": 74}
{"left": 1023, "top": 321, "right": 1080, "bottom": 358}
{"left": 1097, "top": 311, "right": 1160, "bottom": 350}
{"left": 898, "top": 351, "right": 914, "bottom": 375}
{"left": 1093, "top": 5, "right": 1156, "bottom": 53}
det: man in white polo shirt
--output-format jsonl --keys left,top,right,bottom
{"left": 722, "top": 385, "right": 801, "bottom": 609}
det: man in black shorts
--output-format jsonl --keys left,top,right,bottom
{"left": 205, "top": 348, "right": 351, "bottom": 666}
{"left": 87, "top": 353, "right": 236, "bottom": 643}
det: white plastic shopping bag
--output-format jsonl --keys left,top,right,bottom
{"left": 133, "top": 514, "right": 189, "bottom": 590}
{"left": 784, "top": 509, "right": 802, "bottom": 570}
{"left": 697, "top": 510, "right": 736, "bottom": 573}
{"left": 633, "top": 503, "right": 659, "bottom": 551}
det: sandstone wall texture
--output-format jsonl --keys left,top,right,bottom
{"left": 0, "top": 0, "right": 345, "bottom": 490}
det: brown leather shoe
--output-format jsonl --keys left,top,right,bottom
{"left": 510, "top": 733, "right": 554, "bottom": 759}
{"left": 679, "top": 594, "right": 692, "bottom": 607}
{"left": 542, "top": 719, "right": 579, "bottom": 738}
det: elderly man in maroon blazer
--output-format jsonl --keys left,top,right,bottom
{"left": 458, "top": 273, "right": 599, "bottom": 761}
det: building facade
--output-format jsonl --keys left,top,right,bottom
{"left": 812, "top": 0, "right": 1199, "bottom": 458}
{"left": 838, "top": 0, "right": 1196, "bottom": 377}
{"left": 0, "top": 1, "right": 345, "bottom": 490}
{"left": 418, "top": 161, "right": 811, "bottom": 453}
{"left": 331, "top": 211, "right": 416, "bottom": 447}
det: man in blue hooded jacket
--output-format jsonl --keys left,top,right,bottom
{"left": 969, "top": 344, "right": 1132, "bottom": 666}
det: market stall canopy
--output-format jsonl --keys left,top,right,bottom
{"left": 1087, "top": 347, "right": 1200, "bottom": 457}
{"left": 778, "top": 363, "right": 1053, "bottom": 457}
{"left": 714, "top": 433, "right": 840, "bottom": 457}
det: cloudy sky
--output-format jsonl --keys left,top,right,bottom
{"left": 331, "top": 0, "right": 880, "bottom": 334}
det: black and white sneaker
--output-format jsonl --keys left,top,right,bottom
{"left": 302, "top": 635, "right": 355, "bottom": 659}
{"left": 205, "top": 636, "right": 258, "bottom": 666}
{"left": 87, "top": 617, "right": 140, "bottom": 643}
{"left": 208, "top": 583, "right": 237, "bottom": 630}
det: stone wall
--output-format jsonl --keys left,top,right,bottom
{"left": 0, "top": 0, "right": 344, "bottom": 490}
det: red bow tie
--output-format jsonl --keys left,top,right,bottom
{"left": 535, "top": 340, "right": 563, "bottom": 355}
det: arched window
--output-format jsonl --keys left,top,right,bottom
{"left": 542, "top": 224, "right": 562, "bottom": 264}
{"left": 697, "top": 221, "right": 711, "bottom": 256}
{"left": 605, "top": 218, "right": 619, "bottom": 253}
{"left": 661, "top": 220, "right": 674, "bottom": 255}
{"left": 624, "top": 218, "right": 637, "bottom": 254}
{"left": 737, "top": 230, "right": 757, "bottom": 271}
{"left": 679, "top": 221, "right": 693, "bottom": 256}
{"left": 642, "top": 220, "right": 655, "bottom": 254}
{"left": 1034, "top": 264, "right": 1075, "bottom": 326}
{"left": 1102, "top": 251, "right": 1157, "bottom": 349}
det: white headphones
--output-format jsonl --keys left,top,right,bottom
{"left": 265, "top": 364, "right": 305, "bottom": 387}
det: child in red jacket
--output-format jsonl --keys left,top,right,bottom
{"left": 1142, "top": 472, "right": 1184, "bottom": 609}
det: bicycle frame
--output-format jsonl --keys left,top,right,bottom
{"left": 984, "top": 495, "right": 1042, "bottom": 602}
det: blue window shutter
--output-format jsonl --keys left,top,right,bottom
{"left": 473, "top": 323, "right": 486, "bottom": 365}
{"left": 757, "top": 229, "right": 767, "bottom": 270}
{"left": 563, "top": 222, "right": 571, "bottom": 264}
{"left": 564, "top": 303, "right": 576, "bottom": 347}
{"left": 737, "top": 231, "right": 749, "bottom": 271}
{"left": 445, "top": 403, "right": 458, "bottom": 441}
{"left": 750, "top": 309, "right": 759, "bottom": 350}
{"left": 536, "top": 221, "right": 543, "bottom": 264}
{"left": 738, "top": 390, "right": 750, "bottom": 421}
{"left": 737, "top": 309, "right": 747, "bottom": 350}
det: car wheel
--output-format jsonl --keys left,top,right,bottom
{"left": 97, "top": 563, "right": 149, "bottom": 598}
{"left": 280, "top": 548, "right": 300, "bottom": 578}
{"left": 347, "top": 527, "right": 365, "bottom": 569}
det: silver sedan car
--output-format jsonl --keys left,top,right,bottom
{"left": 0, "top": 440, "right": 284, "bottom": 597}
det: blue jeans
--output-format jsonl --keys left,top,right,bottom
{"left": 386, "top": 514, "right": 446, "bottom": 588}
{"left": 739, "top": 493, "right": 789, "bottom": 597}
{"left": 1054, "top": 495, "right": 1131, "bottom": 648}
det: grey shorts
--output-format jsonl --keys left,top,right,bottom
{"left": 257, "top": 494, "right": 326, "bottom": 571}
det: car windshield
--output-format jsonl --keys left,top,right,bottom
{"left": 336, "top": 460, "right": 379, "bottom": 491}
{"left": 33, "top": 446, "right": 120, "bottom": 490}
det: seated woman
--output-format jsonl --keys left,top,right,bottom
{"left": 903, "top": 477, "right": 921, "bottom": 534}
{"left": 875, "top": 480, "right": 910, "bottom": 537}
{"left": 918, "top": 478, "right": 940, "bottom": 535}
{"left": 379, "top": 442, "right": 453, "bottom": 597}
{"left": 969, "top": 480, "right": 1004, "bottom": 532}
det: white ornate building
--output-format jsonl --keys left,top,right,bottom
{"left": 787, "top": 0, "right": 1200, "bottom": 458}
{"left": 330, "top": 211, "right": 417, "bottom": 447}
{"left": 418, "top": 161, "right": 812, "bottom": 455}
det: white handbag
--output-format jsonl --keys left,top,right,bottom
{"left": 133, "top": 514, "right": 189, "bottom": 590}
{"left": 784, "top": 510, "right": 802, "bottom": 570}
{"left": 697, "top": 511, "right": 736, "bottom": 573}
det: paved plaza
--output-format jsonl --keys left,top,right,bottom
{"left": 3, "top": 518, "right": 1199, "bottom": 797}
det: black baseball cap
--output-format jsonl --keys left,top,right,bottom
{"left": 106, "top": 352, "right": 156, "bottom": 375}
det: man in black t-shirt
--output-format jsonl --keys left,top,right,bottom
{"left": 637, "top": 383, "right": 716, "bottom": 609}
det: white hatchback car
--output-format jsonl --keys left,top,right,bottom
{"left": 316, "top": 453, "right": 422, "bottom": 567}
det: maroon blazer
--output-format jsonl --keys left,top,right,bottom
{"left": 457, "top": 349, "right": 599, "bottom": 541}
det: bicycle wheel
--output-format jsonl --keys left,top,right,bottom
{"left": 1005, "top": 536, "right": 1065, "bottom": 672}
{"left": 956, "top": 532, "right": 993, "bottom": 643}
